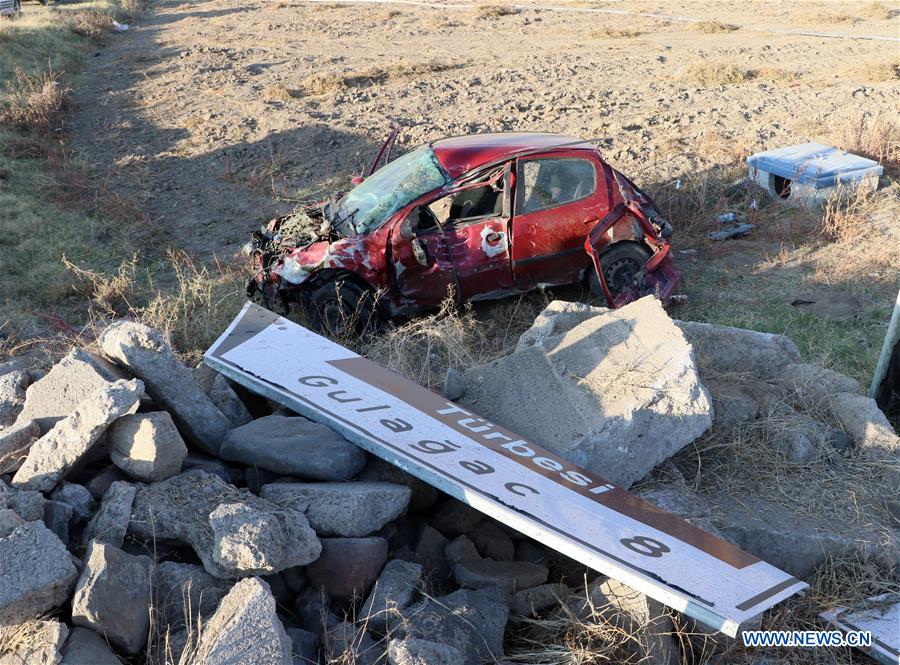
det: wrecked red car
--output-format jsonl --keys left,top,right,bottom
{"left": 245, "top": 131, "right": 680, "bottom": 333}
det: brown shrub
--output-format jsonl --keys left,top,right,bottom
{"left": 474, "top": 4, "right": 519, "bottom": 19}
{"left": 68, "top": 10, "right": 113, "bottom": 40}
{"left": 304, "top": 61, "right": 455, "bottom": 95}
{"left": 0, "top": 67, "right": 69, "bottom": 132}
{"left": 692, "top": 20, "right": 739, "bottom": 33}
{"left": 835, "top": 113, "right": 900, "bottom": 167}
{"left": 587, "top": 26, "right": 642, "bottom": 39}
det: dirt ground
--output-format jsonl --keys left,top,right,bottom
{"left": 66, "top": 0, "right": 900, "bottom": 380}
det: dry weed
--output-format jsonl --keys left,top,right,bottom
{"left": 679, "top": 62, "right": 753, "bottom": 86}
{"left": 692, "top": 20, "right": 738, "bottom": 33}
{"left": 67, "top": 10, "right": 113, "bottom": 39}
{"left": 860, "top": 1, "right": 897, "bottom": 19}
{"left": 261, "top": 84, "right": 299, "bottom": 102}
{"left": 474, "top": 4, "right": 520, "bottom": 19}
{"left": 0, "top": 619, "right": 53, "bottom": 658}
{"left": 834, "top": 113, "right": 900, "bottom": 167}
{"left": 0, "top": 66, "right": 69, "bottom": 132}
{"left": 587, "top": 26, "right": 643, "bottom": 39}
{"left": 800, "top": 8, "right": 856, "bottom": 24}
{"left": 304, "top": 61, "right": 455, "bottom": 95}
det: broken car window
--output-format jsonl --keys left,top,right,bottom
{"left": 336, "top": 146, "right": 451, "bottom": 235}
{"left": 521, "top": 158, "right": 596, "bottom": 214}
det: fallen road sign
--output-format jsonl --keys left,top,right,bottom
{"left": 821, "top": 594, "right": 900, "bottom": 665}
{"left": 205, "top": 302, "right": 807, "bottom": 636}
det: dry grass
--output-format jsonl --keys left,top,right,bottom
{"left": 261, "top": 84, "right": 300, "bottom": 102}
{"left": 0, "top": 66, "right": 69, "bottom": 132}
{"left": 0, "top": 619, "right": 52, "bottom": 657}
{"left": 834, "top": 112, "right": 900, "bottom": 168}
{"left": 67, "top": 10, "right": 114, "bottom": 39}
{"left": 587, "top": 26, "right": 643, "bottom": 39}
{"left": 860, "top": 1, "right": 898, "bottom": 19}
{"left": 799, "top": 7, "right": 856, "bottom": 24}
{"left": 474, "top": 4, "right": 520, "bottom": 19}
{"left": 679, "top": 62, "right": 795, "bottom": 87}
{"left": 304, "top": 61, "right": 456, "bottom": 95}
{"left": 692, "top": 20, "right": 738, "bottom": 33}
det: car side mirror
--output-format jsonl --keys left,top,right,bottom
{"left": 400, "top": 210, "right": 418, "bottom": 240}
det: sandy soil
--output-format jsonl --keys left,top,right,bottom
{"left": 68, "top": 0, "right": 899, "bottom": 257}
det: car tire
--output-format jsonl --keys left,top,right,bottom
{"left": 309, "top": 280, "right": 380, "bottom": 340}
{"left": 11, "top": 0, "right": 21, "bottom": 15}
{"left": 588, "top": 242, "right": 653, "bottom": 300}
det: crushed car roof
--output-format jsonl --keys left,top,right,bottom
{"left": 429, "top": 132, "right": 595, "bottom": 178}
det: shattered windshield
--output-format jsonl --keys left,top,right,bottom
{"left": 335, "top": 145, "right": 450, "bottom": 235}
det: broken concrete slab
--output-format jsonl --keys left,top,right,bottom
{"left": 307, "top": 537, "right": 388, "bottom": 602}
{"left": 261, "top": 481, "right": 410, "bottom": 537}
{"left": 443, "top": 367, "right": 466, "bottom": 400}
{"left": 0, "top": 509, "right": 24, "bottom": 538}
{"left": 43, "top": 500, "right": 73, "bottom": 544}
{"left": 71, "top": 540, "right": 152, "bottom": 655}
{"left": 0, "top": 521, "right": 79, "bottom": 625}
{"left": 704, "top": 380, "right": 759, "bottom": 429}
{"left": 129, "top": 470, "right": 320, "bottom": 578}
{"left": 61, "top": 627, "right": 121, "bottom": 665}
{"left": 430, "top": 500, "right": 483, "bottom": 537}
{"left": 452, "top": 559, "right": 549, "bottom": 595}
{"left": 635, "top": 484, "right": 725, "bottom": 538}
{"left": 357, "top": 457, "right": 439, "bottom": 513}
{"left": 515, "top": 300, "right": 608, "bottom": 353}
{"left": 360, "top": 559, "right": 423, "bottom": 631}
{"left": 460, "top": 296, "right": 712, "bottom": 488}
{"left": 192, "top": 577, "right": 293, "bottom": 665}
{"left": 513, "top": 583, "right": 569, "bottom": 617}
{"left": 285, "top": 627, "right": 317, "bottom": 664}
{"left": 445, "top": 535, "right": 480, "bottom": 564}
{"left": 50, "top": 482, "right": 95, "bottom": 523}
{"left": 12, "top": 379, "right": 143, "bottom": 492}
{"left": 412, "top": 525, "right": 450, "bottom": 583}
{"left": 14, "top": 348, "right": 126, "bottom": 434}
{"left": 6, "top": 488, "right": 47, "bottom": 522}
{"left": 98, "top": 321, "right": 231, "bottom": 454}
{"left": 828, "top": 392, "right": 898, "bottom": 450}
{"left": 675, "top": 320, "right": 801, "bottom": 379}
{"left": 219, "top": 415, "right": 367, "bottom": 481}
{"left": 468, "top": 520, "right": 515, "bottom": 561}
{"left": 0, "top": 369, "right": 29, "bottom": 428}
{"left": 0, "top": 618, "right": 68, "bottom": 665}
{"left": 387, "top": 587, "right": 509, "bottom": 665}
{"left": 772, "top": 363, "right": 860, "bottom": 406}
{"left": 108, "top": 411, "right": 188, "bottom": 482}
{"left": 0, "top": 419, "right": 40, "bottom": 474}
{"left": 194, "top": 364, "right": 254, "bottom": 427}
{"left": 82, "top": 480, "right": 135, "bottom": 548}
{"left": 154, "top": 561, "right": 232, "bottom": 632}
{"left": 387, "top": 638, "right": 465, "bottom": 665}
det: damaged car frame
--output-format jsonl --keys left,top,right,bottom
{"left": 245, "top": 131, "right": 680, "bottom": 334}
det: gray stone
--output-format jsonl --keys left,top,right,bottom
{"left": 452, "top": 559, "right": 548, "bottom": 595}
{"left": 430, "top": 500, "right": 483, "bottom": 536}
{"left": 444, "top": 535, "right": 480, "bottom": 563}
{"left": 0, "top": 369, "right": 29, "bottom": 428}
{"left": 50, "top": 482, "right": 95, "bottom": 522}
{"left": 773, "top": 363, "right": 861, "bottom": 406}
{"left": 43, "top": 500, "right": 74, "bottom": 544}
{"left": 83, "top": 480, "right": 135, "bottom": 548}
{"left": 829, "top": 392, "right": 898, "bottom": 450}
{"left": 515, "top": 300, "right": 608, "bottom": 352}
{"left": 0, "top": 509, "right": 24, "bottom": 538}
{"left": 8, "top": 489, "right": 47, "bottom": 522}
{"left": 387, "top": 638, "right": 465, "bottom": 665}
{"left": 592, "top": 578, "right": 680, "bottom": 665}
{"left": 358, "top": 457, "right": 439, "bottom": 513}
{"left": 285, "top": 627, "right": 317, "bottom": 663}
{"left": 61, "top": 627, "right": 121, "bottom": 665}
{"left": 704, "top": 380, "right": 759, "bottom": 429}
{"left": 675, "top": 319, "right": 802, "bottom": 379}
{"left": 0, "top": 619, "right": 67, "bottom": 665}
{"left": 0, "top": 521, "right": 79, "bottom": 624}
{"left": 98, "top": 321, "right": 231, "bottom": 454}
{"left": 360, "top": 559, "right": 423, "bottom": 631}
{"left": 83, "top": 465, "right": 125, "bottom": 500}
{"left": 443, "top": 367, "right": 466, "bottom": 400}
{"left": 153, "top": 561, "right": 232, "bottom": 632}
{"left": 108, "top": 411, "right": 187, "bottom": 482}
{"left": 220, "top": 416, "right": 366, "bottom": 481}
{"left": 513, "top": 583, "right": 569, "bottom": 617}
{"left": 0, "top": 419, "right": 40, "bottom": 474}
{"left": 307, "top": 537, "right": 388, "bottom": 602}
{"left": 469, "top": 520, "right": 515, "bottom": 561}
{"left": 192, "top": 577, "right": 293, "bottom": 665}
{"left": 387, "top": 587, "right": 509, "bottom": 665}
{"left": 210, "top": 373, "right": 254, "bottom": 427}
{"left": 261, "top": 481, "right": 410, "bottom": 537}
{"left": 129, "top": 470, "right": 320, "bottom": 578}
{"left": 71, "top": 540, "right": 152, "bottom": 654}
{"left": 414, "top": 525, "right": 449, "bottom": 582}
{"left": 635, "top": 484, "right": 725, "bottom": 537}
{"left": 14, "top": 348, "right": 126, "bottom": 433}
{"left": 12, "top": 379, "right": 143, "bottom": 492}
{"left": 322, "top": 620, "right": 380, "bottom": 665}
{"left": 462, "top": 296, "right": 712, "bottom": 488}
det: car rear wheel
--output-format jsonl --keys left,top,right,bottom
{"left": 588, "top": 242, "right": 653, "bottom": 300}
{"left": 309, "top": 280, "right": 380, "bottom": 341}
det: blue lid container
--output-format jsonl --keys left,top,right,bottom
{"left": 747, "top": 143, "right": 883, "bottom": 190}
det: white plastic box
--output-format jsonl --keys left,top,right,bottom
{"left": 747, "top": 143, "right": 882, "bottom": 206}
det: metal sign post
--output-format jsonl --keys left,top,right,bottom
{"left": 205, "top": 302, "right": 806, "bottom": 637}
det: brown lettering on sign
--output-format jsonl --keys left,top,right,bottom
{"left": 328, "top": 356, "right": 758, "bottom": 570}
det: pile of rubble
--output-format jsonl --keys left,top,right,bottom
{"left": 0, "top": 297, "right": 897, "bottom": 664}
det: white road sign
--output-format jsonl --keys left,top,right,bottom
{"left": 205, "top": 302, "right": 806, "bottom": 636}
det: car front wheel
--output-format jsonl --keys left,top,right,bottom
{"left": 309, "top": 280, "right": 380, "bottom": 341}
{"left": 588, "top": 242, "right": 653, "bottom": 300}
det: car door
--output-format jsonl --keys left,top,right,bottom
{"left": 510, "top": 152, "right": 607, "bottom": 288}
{"left": 389, "top": 205, "right": 457, "bottom": 307}
{"left": 440, "top": 166, "right": 514, "bottom": 300}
